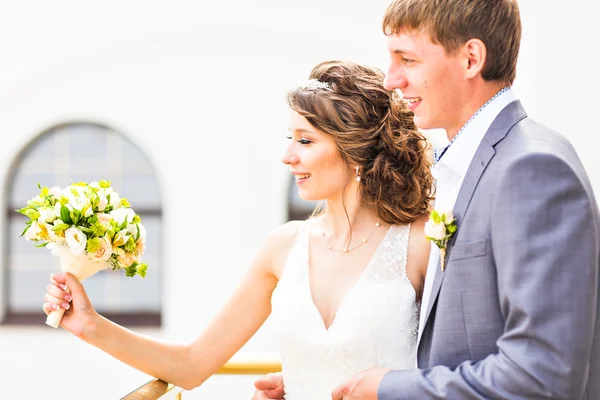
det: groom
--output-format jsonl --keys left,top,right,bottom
{"left": 254, "top": 0, "right": 600, "bottom": 399}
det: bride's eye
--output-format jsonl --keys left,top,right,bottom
{"left": 297, "top": 138, "right": 311, "bottom": 145}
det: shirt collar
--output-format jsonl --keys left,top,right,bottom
{"left": 433, "top": 88, "right": 517, "bottom": 180}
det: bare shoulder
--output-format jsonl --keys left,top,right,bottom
{"left": 406, "top": 215, "right": 431, "bottom": 299}
{"left": 409, "top": 214, "right": 429, "bottom": 240}
{"left": 256, "top": 220, "right": 305, "bottom": 280}
{"left": 268, "top": 220, "right": 305, "bottom": 244}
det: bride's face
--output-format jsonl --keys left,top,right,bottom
{"left": 282, "top": 111, "right": 353, "bottom": 202}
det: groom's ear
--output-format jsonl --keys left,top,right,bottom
{"left": 463, "top": 38, "right": 487, "bottom": 79}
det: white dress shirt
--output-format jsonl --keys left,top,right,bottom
{"left": 416, "top": 89, "right": 517, "bottom": 349}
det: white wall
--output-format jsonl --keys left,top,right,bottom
{"left": 0, "top": 1, "right": 598, "bottom": 399}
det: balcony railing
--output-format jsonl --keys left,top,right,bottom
{"left": 120, "top": 354, "right": 282, "bottom": 400}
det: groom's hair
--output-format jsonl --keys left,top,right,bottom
{"left": 383, "top": 0, "right": 521, "bottom": 85}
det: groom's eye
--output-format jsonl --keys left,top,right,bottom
{"left": 403, "top": 57, "right": 415, "bottom": 64}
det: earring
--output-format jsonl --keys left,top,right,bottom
{"left": 355, "top": 165, "right": 361, "bottom": 182}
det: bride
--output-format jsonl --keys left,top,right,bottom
{"left": 43, "top": 60, "right": 433, "bottom": 400}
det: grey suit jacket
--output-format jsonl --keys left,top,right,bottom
{"left": 379, "top": 101, "right": 600, "bottom": 399}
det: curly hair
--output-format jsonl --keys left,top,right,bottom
{"left": 288, "top": 60, "right": 433, "bottom": 225}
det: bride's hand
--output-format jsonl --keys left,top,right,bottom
{"left": 43, "top": 272, "right": 98, "bottom": 337}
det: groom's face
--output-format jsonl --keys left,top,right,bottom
{"left": 384, "top": 30, "right": 466, "bottom": 134}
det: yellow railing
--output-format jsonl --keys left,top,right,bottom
{"left": 121, "top": 354, "right": 282, "bottom": 400}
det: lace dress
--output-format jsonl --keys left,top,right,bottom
{"left": 271, "top": 220, "right": 418, "bottom": 400}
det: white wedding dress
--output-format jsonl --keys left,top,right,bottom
{"left": 271, "top": 219, "right": 418, "bottom": 400}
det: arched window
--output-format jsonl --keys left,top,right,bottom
{"left": 4, "top": 123, "right": 162, "bottom": 326}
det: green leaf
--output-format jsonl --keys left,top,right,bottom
{"left": 16, "top": 207, "right": 30, "bottom": 215}
{"left": 88, "top": 221, "right": 106, "bottom": 238}
{"left": 24, "top": 209, "right": 40, "bottom": 220}
{"left": 20, "top": 223, "right": 32, "bottom": 237}
{"left": 124, "top": 237, "right": 136, "bottom": 253}
{"left": 72, "top": 209, "right": 81, "bottom": 225}
{"left": 431, "top": 210, "right": 442, "bottom": 224}
{"left": 60, "top": 206, "right": 73, "bottom": 224}
{"left": 125, "top": 262, "right": 138, "bottom": 277}
{"left": 87, "top": 237, "right": 101, "bottom": 254}
{"left": 137, "top": 263, "right": 148, "bottom": 278}
{"left": 34, "top": 241, "right": 48, "bottom": 248}
{"left": 52, "top": 223, "right": 70, "bottom": 233}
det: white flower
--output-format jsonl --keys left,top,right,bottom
{"left": 54, "top": 202, "right": 64, "bottom": 215}
{"left": 127, "top": 223, "right": 146, "bottom": 243}
{"left": 90, "top": 236, "right": 113, "bottom": 262}
{"left": 109, "top": 192, "right": 121, "bottom": 209}
{"left": 25, "top": 223, "right": 41, "bottom": 241}
{"left": 38, "top": 207, "right": 58, "bottom": 223}
{"left": 43, "top": 222, "right": 62, "bottom": 242}
{"left": 27, "top": 195, "right": 44, "bottom": 207}
{"left": 65, "top": 227, "right": 87, "bottom": 255}
{"left": 62, "top": 186, "right": 87, "bottom": 211}
{"left": 49, "top": 186, "right": 62, "bottom": 199}
{"left": 83, "top": 201, "right": 94, "bottom": 217}
{"left": 112, "top": 230, "right": 130, "bottom": 247}
{"left": 97, "top": 193, "right": 108, "bottom": 211}
{"left": 97, "top": 213, "right": 112, "bottom": 227}
{"left": 442, "top": 211, "right": 455, "bottom": 224}
{"left": 110, "top": 208, "right": 134, "bottom": 225}
{"left": 424, "top": 219, "right": 447, "bottom": 241}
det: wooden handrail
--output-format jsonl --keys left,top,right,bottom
{"left": 121, "top": 354, "right": 282, "bottom": 399}
{"left": 121, "top": 379, "right": 169, "bottom": 400}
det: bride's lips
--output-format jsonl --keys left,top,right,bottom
{"left": 404, "top": 96, "right": 422, "bottom": 111}
{"left": 292, "top": 172, "right": 311, "bottom": 185}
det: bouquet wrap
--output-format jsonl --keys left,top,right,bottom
{"left": 45, "top": 246, "right": 110, "bottom": 328}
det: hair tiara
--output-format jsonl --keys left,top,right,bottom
{"left": 298, "top": 79, "right": 333, "bottom": 92}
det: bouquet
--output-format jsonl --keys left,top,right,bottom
{"left": 17, "top": 180, "right": 148, "bottom": 328}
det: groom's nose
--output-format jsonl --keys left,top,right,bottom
{"left": 384, "top": 68, "right": 408, "bottom": 91}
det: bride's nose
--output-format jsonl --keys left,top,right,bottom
{"left": 281, "top": 145, "right": 299, "bottom": 165}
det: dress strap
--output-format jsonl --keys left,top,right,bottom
{"left": 371, "top": 224, "right": 412, "bottom": 283}
{"left": 279, "top": 219, "right": 312, "bottom": 283}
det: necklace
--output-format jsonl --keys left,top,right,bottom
{"left": 321, "top": 222, "right": 381, "bottom": 253}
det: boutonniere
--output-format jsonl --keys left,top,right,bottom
{"left": 424, "top": 210, "right": 457, "bottom": 271}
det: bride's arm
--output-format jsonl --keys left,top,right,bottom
{"left": 44, "top": 221, "right": 302, "bottom": 390}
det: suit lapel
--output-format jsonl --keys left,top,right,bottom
{"left": 420, "top": 100, "right": 528, "bottom": 338}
